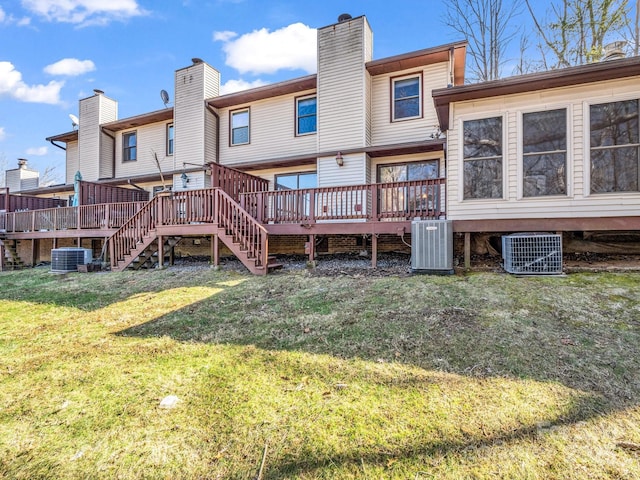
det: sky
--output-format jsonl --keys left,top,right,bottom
{"left": 0, "top": 0, "right": 631, "bottom": 185}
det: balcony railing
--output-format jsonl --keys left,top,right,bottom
{"left": 240, "top": 178, "right": 445, "bottom": 224}
{"left": 0, "top": 202, "right": 146, "bottom": 234}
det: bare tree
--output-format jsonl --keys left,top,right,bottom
{"left": 444, "top": 0, "right": 523, "bottom": 82}
{"left": 525, "top": 0, "right": 630, "bottom": 68}
{"left": 39, "top": 165, "right": 63, "bottom": 187}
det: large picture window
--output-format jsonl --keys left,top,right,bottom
{"left": 463, "top": 117, "right": 503, "bottom": 199}
{"left": 123, "top": 131, "right": 137, "bottom": 162}
{"left": 590, "top": 99, "right": 639, "bottom": 193}
{"left": 392, "top": 75, "right": 421, "bottom": 121}
{"left": 522, "top": 109, "right": 567, "bottom": 197}
{"left": 231, "top": 109, "right": 250, "bottom": 145}
{"left": 296, "top": 96, "right": 317, "bottom": 135}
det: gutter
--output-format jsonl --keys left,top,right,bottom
{"left": 49, "top": 139, "right": 66, "bottom": 151}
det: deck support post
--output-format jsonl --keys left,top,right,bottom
{"left": 52, "top": 238, "right": 58, "bottom": 250}
{"left": 0, "top": 241, "right": 5, "bottom": 272}
{"left": 169, "top": 244, "right": 175, "bottom": 266}
{"left": 371, "top": 234, "right": 378, "bottom": 269}
{"left": 157, "top": 235, "right": 164, "bottom": 269}
{"left": 307, "top": 234, "right": 315, "bottom": 263}
{"left": 464, "top": 232, "right": 471, "bottom": 271}
{"left": 31, "top": 239, "right": 37, "bottom": 267}
{"left": 212, "top": 235, "right": 219, "bottom": 267}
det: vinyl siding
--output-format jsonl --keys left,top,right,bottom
{"left": 174, "top": 63, "right": 219, "bottom": 168}
{"left": 65, "top": 141, "right": 79, "bottom": 185}
{"left": 78, "top": 95, "right": 101, "bottom": 182}
{"left": 318, "top": 152, "right": 367, "bottom": 187}
{"left": 172, "top": 170, "right": 207, "bottom": 191}
{"left": 78, "top": 94, "right": 117, "bottom": 182}
{"left": 371, "top": 63, "right": 448, "bottom": 146}
{"left": 217, "top": 90, "right": 318, "bottom": 166}
{"left": 98, "top": 96, "right": 118, "bottom": 179}
{"left": 115, "top": 122, "right": 173, "bottom": 179}
{"left": 317, "top": 17, "right": 372, "bottom": 153}
{"left": 446, "top": 76, "right": 640, "bottom": 221}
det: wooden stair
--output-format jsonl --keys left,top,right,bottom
{"left": 109, "top": 189, "right": 270, "bottom": 275}
{"left": 1, "top": 240, "right": 26, "bottom": 271}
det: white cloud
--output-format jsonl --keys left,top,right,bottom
{"left": 21, "top": 0, "right": 147, "bottom": 26}
{"left": 213, "top": 30, "right": 237, "bottom": 42}
{"left": 0, "top": 62, "right": 64, "bottom": 104}
{"left": 0, "top": 127, "right": 6, "bottom": 141}
{"left": 44, "top": 58, "right": 95, "bottom": 76}
{"left": 0, "top": 7, "right": 5, "bottom": 22}
{"left": 217, "top": 22, "right": 317, "bottom": 75}
{"left": 26, "top": 146, "right": 48, "bottom": 156}
{"left": 220, "top": 78, "right": 268, "bottom": 95}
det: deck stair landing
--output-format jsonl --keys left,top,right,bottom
{"left": 109, "top": 188, "right": 269, "bottom": 275}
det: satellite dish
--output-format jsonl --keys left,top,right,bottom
{"left": 69, "top": 114, "right": 79, "bottom": 129}
{"left": 160, "top": 89, "right": 170, "bottom": 108}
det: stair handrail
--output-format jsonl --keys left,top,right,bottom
{"left": 214, "top": 188, "right": 268, "bottom": 269}
{"left": 109, "top": 195, "right": 160, "bottom": 268}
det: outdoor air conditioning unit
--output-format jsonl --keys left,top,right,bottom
{"left": 502, "top": 233, "right": 563, "bottom": 275}
{"left": 411, "top": 220, "right": 454, "bottom": 274}
{"left": 51, "top": 247, "right": 93, "bottom": 273}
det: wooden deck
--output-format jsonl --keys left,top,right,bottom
{"left": 1, "top": 177, "right": 446, "bottom": 273}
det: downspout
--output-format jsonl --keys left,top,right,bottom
{"left": 448, "top": 46, "right": 455, "bottom": 87}
{"left": 205, "top": 103, "right": 220, "bottom": 164}
{"left": 101, "top": 128, "right": 116, "bottom": 179}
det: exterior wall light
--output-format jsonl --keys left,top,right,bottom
{"left": 181, "top": 172, "right": 189, "bottom": 189}
{"left": 335, "top": 152, "right": 344, "bottom": 167}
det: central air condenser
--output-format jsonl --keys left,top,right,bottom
{"left": 411, "top": 220, "right": 454, "bottom": 274}
{"left": 502, "top": 233, "right": 563, "bottom": 275}
{"left": 51, "top": 247, "right": 93, "bottom": 273}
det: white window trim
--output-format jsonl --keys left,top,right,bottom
{"left": 583, "top": 93, "right": 640, "bottom": 197}
{"left": 231, "top": 108, "right": 250, "bottom": 146}
{"left": 457, "top": 112, "right": 508, "bottom": 203}
{"left": 392, "top": 73, "right": 422, "bottom": 122}
{"left": 295, "top": 95, "right": 317, "bottom": 136}
{"left": 516, "top": 105, "right": 572, "bottom": 200}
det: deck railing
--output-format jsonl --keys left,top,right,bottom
{"left": 209, "top": 163, "right": 269, "bottom": 202}
{"left": 0, "top": 202, "right": 146, "bottom": 234}
{"left": 240, "top": 178, "right": 445, "bottom": 224}
{"left": 110, "top": 189, "right": 267, "bottom": 270}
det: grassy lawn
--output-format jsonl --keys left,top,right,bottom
{"left": 1, "top": 265, "right": 639, "bottom": 479}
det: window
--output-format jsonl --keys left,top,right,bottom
{"left": 378, "top": 160, "right": 440, "bottom": 213}
{"left": 123, "top": 131, "right": 137, "bottom": 162}
{"left": 231, "top": 109, "right": 250, "bottom": 145}
{"left": 274, "top": 172, "right": 317, "bottom": 218}
{"left": 275, "top": 172, "right": 317, "bottom": 190}
{"left": 296, "top": 96, "right": 317, "bottom": 135}
{"left": 463, "top": 117, "right": 503, "bottom": 199}
{"left": 167, "top": 124, "right": 174, "bottom": 155}
{"left": 392, "top": 75, "right": 421, "bottom": 121}
{"left": 522, "top": 109, "right": 567, "bottom": 197}
{"left": 590, "top": 99, "right": 639, "bottom": 193}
